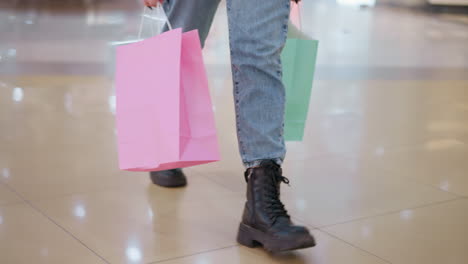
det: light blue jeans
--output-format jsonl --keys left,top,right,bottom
{"left": 164, "top": 0, "right": 290, "bottom": 168}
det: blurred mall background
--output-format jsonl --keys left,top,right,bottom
{"left": 0, "top": 0, "right": 468, "bottom": 263}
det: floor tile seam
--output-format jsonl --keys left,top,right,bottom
{"left": 1, "top": 181, "right": 112, "bottom": 264}
{"left": 0, "top": 181, "right": 27, "bottom": 207}
{"left": 317, "top": 228, "right": 393, "bottom": 264}
{"left": 285, "top": 138, "right": 457, "bottom": 164}
{"left": 147, "top": 244, "right": 238, "bottom": 264}
{"left": 190, "top": 169, "right": 323, "bottom": 230}
{"left": 0, "top": 183, "right": 165, "bottom": 205}
{"left": 371, "top": 165, "right": 466, "bottom": 198}
{"left": 186, "top": 169, "right": 246, "bottom": 196}
{"left": 317, "top": 197, "right": 463, "bottom": 229}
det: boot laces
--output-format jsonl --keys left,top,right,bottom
{"left": 263, "top": 164, "right": 291, "bottom": 223}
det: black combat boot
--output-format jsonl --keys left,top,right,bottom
{"left": 237, "top": 160, "right": 316, "bottom": 252}
{"left": 149, "top": 169, "right": 187, "bottom": 187}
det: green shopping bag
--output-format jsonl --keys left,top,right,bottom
{"left": 282, "top": 21, "right": 318, "bottom": 141}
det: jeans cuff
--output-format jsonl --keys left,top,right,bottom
{"left": 244, "top": 158, "right": 283, "bottom": 169}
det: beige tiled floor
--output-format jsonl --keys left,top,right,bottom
{"left": 191, "top": 156, "right": 458, "bottom": 227}
{"left": 0, "top": 183, "right": 22, "bottom": 206}
{"left": 33, "top": 176, "right": 244, "bottom": 263}
{"left": 369, "top": 142, "right": 468, "bottom": 197}
{"left": 156, "top": 230, "right": 390, "bottom": 264}
{"left": 1, "top": 0, "right": 468, "bottom": 263}
{"left": 323, "top": 199, "right": 468, "bottom": 264}
{"left": 0, "top": 203, "right": 105, "bottom": 264}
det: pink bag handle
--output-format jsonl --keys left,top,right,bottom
{"left": 298, "top": 2, "right": 303, "bottom": 31}
{"left": 291, "top": 1, "right": 303, "bottom": 32}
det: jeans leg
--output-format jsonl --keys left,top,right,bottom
{"left": 163, "top": 0, "right": 221, "bottom": 47}
{"left": 226, "top": 0, "right": 290, "bottom": 168}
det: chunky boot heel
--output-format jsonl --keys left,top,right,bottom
{"left": 237, "top": 223, "right": 260, "bottom": 248}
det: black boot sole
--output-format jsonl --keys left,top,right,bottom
{"left": 237, "top": 223, "right": 316, "bottom": 252}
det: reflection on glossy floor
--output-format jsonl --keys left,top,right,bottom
{"left": 1, "top": 0, "right": 468, "bottom": 263}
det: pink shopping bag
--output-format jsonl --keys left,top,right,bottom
{"left": 115, "top": 28, "right": 220, "bottom": 171}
